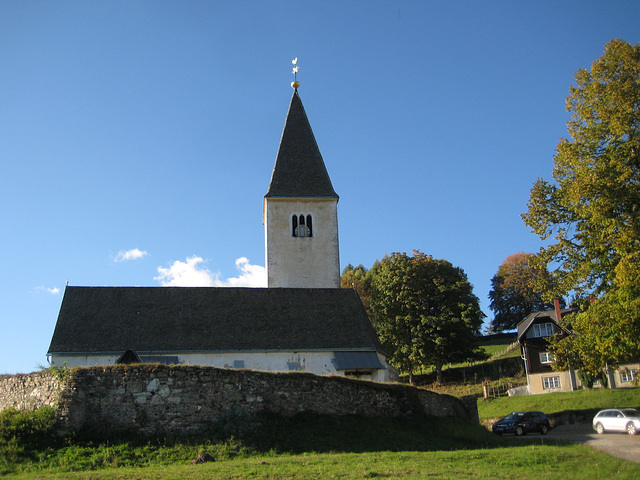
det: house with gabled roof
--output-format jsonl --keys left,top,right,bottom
{"left": 517, "top": 300, "right": 578, "bottom": 394}
{"left": 517, "top": 299, "right": 639, "bottom": 394}
{"left": 47, "top": 82, "right": 396, "bottom": 382}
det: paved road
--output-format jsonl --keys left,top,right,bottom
{"left": 529, "top": 424, "right": 640, "bottom": 464}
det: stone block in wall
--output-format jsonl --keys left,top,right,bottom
{"left": 0, "top": 371, "right": 66, "bottom": 412}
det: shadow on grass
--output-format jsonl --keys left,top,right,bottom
{"left": 201, "top": 411, "right": 547, "bottom": 454}
{"left": 1, "top": 410, "right": 581, "bottom": 475}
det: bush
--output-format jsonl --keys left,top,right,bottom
{"left": 0, "top": 407, "right": 57, "bottom": 448}
{"left": 578, "top": 370, "right": 594, "bottom": 389}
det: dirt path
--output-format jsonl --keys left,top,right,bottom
{"left": 548, "top": 424, "right": 640, "bottom": 464}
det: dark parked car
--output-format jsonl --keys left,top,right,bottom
{"left": 492, "top": 411, "right": 550, "bottom": 436}
{"left": 592, "top": 408, "right": 640, "bottom": 435}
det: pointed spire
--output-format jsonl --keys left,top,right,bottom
{"left": 265, "top": 91, "right": 338, "bottom": 198}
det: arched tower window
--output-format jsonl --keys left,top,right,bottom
{"left": 292, "top": 213, "right": 313, "bottom": 237}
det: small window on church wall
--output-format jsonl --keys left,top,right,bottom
{"left": 292, "top": 213, "right": 312, "bottom": 237}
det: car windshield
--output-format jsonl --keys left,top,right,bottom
{"left": 621, "top": 409, "right": 639, "bottom": 417}
{"left": 503, "top": 412, "right": 525, "bottom": 421}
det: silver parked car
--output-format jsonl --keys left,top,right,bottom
{"left": 592, "top": 408, "right": 640, "bottom": 435}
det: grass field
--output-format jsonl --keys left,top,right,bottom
{"left": 3, "top": 337, "right": 639, "bottom": 479}
{"left": 476, "top": 335, "right": 520, "bottom": 359}
{"left": 413, "top": 334, "right": 524, "bottom": 397}
{"left": 478, "top": 385, "right": 640, "bottom": 418}
{"left": 2, "top": 400, "right": 640, "bottom": 479}
{"left": 415, "top": 334, "right": 520, "bottom": 376}
{"left": 4, "top": 446, "right": 639, "bottom": 480}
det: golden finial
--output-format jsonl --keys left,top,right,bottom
{"left": 291, "top": 57, "right": 300, "bottom": 89}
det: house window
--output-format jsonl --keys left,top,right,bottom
{"left": 532, "top": 322, "right": 555, "bottom": 338}
{"left": 292, "top": 213, "right": 313, "bottom": 237}
{"left": 233, "top": 360, "right": 245, "bottom": 369}
{"left": 539, "top": 352, "right": 553, "bottom": 364}
{"left": 542, "top": 376, "right": 560, "bottom": 390}
{"left": 620, "top": 369, "right": 638, "bottom": 383}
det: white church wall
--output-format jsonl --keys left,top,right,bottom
{"left": 265, "top": 197, "right": 340, "bottom": 288}
{"left": 50, "top": 350, "right": 396, "bottom": 382}
{"left": 181, "top": 350, "right": 334, "bottom": 374}
{"left": 50, "top": 354, "right": 120, "bottom": 368}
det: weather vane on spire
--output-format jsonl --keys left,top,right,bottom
{"left": 291, "top": 57, "right": 300, "bottom": 90}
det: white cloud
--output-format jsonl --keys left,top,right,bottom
{"left": 154, "top": 256, "right": 215, "bottom": 286}
{"left": 221, "top": 257, "right": 267, "bottom": 287}
{"left": 114, "top": 248, "right": 148, "bottom": 263}
{"left": 34, "top": 286, "right": 60, "bottom": 295}
{"left": 154, "top": 256, "right": 266, "bottom": 288}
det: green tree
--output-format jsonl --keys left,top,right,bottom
{"left": 522, "top": 39, "right": 640, "bottom": 373}
{"left": 340, "top": 263, "right": 373, "bottom": 316}
{"left": 369, "top": 251, "right": 486, "bottom": 384}
{"left": 488, "top": 252, "right": 558, "bottom": 332}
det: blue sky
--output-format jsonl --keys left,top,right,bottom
{"left": 1, "top": 1, "right": 638, "bottom": 374}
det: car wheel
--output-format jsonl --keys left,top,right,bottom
{"left": 515, "top": 425, "right": 524, "bottom": 436}
{"left": 627, "top": 423, "right": 637, "bottom": 435}
{"left": 595, "top": 423, "right": 605, "bottom": 434}
{"left": 540, "top": 424, "right": 548, "bottom": 435}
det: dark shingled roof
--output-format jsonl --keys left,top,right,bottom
{"left": 517, "top": 307, "right": 578, "bottom": 345}
{"left": 265, "top": 90, "right": 338, "bottom": 198}
{"left": 48, "top": 287, "right": 382, "bottom": 355}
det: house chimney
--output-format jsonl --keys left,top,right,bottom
{"left": 553, "top": 298, "right": 562, "bottom": 322}
{"left": 590, "top": 294, "right": 595, "bottom": 305}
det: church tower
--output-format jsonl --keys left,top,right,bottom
{"left": 264, "top": 87, "right": 340, "bottom": 288}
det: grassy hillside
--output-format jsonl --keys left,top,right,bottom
{"left": 475, "top": 333, "right": 520, "bottom": 358}
{"left": 0, "top": 409, "right": 507, "bottom": 475}
{"left": 2, "top": 407, "right": 640, "bottom": 479}
{"left": 2, "top": 336, "right": 639, "bottom": 478}
{"left": 413, "top": 335, "right": 639, "bottom": 424}
{"left": 478, "top": 386, "right": 640, "bottom": 419}
{"left": 5, "top": 447, "right": 639, "bottom": 479}
{"left": 411, "top": 333, "right": 523, "bottom": 397}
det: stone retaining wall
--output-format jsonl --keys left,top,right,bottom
{"left": 0, "top": 371, "right": 64, "bottom": 411}
{"left": 1, "top": 365, "right": 477, "bottom": 436}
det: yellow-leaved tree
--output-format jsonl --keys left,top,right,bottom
{"left": 522, "top": 39, "right": 640, "bottom": 375}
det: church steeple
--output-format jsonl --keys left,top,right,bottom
{"left": 264, "top": 79, "right": 340, "bottom": 289}
{"left": 265, "top": 90, "right": 338, "bottom": 199}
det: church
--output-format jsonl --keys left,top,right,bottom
{"left": 47, "top": 81, "right": 395, "bottom": 382}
